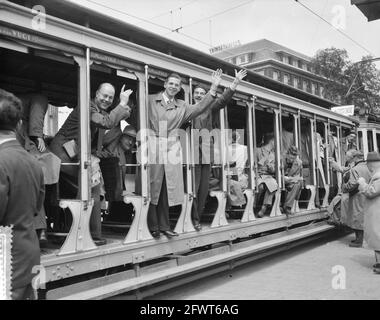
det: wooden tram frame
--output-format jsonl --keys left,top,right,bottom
{"left": 0, "top": 0, "right": 358, "bottom": 299}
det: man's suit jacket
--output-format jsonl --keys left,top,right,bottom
{"left": 0, "top": 139, "right": 45, "bottom": 289}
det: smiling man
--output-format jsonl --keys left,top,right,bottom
{"left": 147, "top": 70, "right": 223, "bottom": 239}
{"left": 49, "top": 82, "right": 133, "bottom": 245}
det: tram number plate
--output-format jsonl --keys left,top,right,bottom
{"left": 0, "top": 226, "right": 12, "bottom": 300}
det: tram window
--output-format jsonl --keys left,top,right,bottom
{"left": 358, "top": 130, "right": 363, "bottom": 152}
{"left": 377, "top": 133, "right": 380, "bottom": 152}
{"left": 226, "top": 102, "right": 248, "bottom": 213}
{"left": 299, "top": 118, "right": 313, "bottom": 186}
{"left": 368, "top": 130, "right": 374, "bottom": 152}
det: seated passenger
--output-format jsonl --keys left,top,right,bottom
{"left": 17, "top": 93, "right": 61, "bottom": 245}
{"left": 98, "top": 125, "right": 137, "bottom": 222}
{"left": 227, "top": 131, "right": 248, "bottom": 207}
{"left": 282, "top": 146, "right": 302, "bottom": 215}
{"left": 255, "top": 132, "right": 278, "bottom": 218}
{"left": 49, "top": 83, "right": 133, "bottom": 245}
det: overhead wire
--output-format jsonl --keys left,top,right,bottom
{"left": 294, "top": 0, "right": 374, "bottom": 56}
{"left": 164, "top": 0, "right": 256, "bottom": 35}
{"left": 149, "top": 0, "right": 200, "bottom": 20}
{"left": 79, "top": 0, "right": 244, "bottom": 58}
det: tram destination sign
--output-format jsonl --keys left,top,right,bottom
{"left": 331, "top": 105, "right": 355, "bottom": 116}
{"left": 0, "top": 226, "right": 12, "bottom": 300}
{"left": 0, "top": 26, "right": 84, "bottom": 56}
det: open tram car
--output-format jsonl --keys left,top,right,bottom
{"left": 0, "top": 0, "right": 364, "bottom": 299}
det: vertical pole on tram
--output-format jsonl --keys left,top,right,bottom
{"left": 270, "top": 107, "right": 282, "bottom": 217}
{"left": 336, "top": 123, "right": 343, "bottom": 194}
{"left": 306, "top": 118, "right": 317, "bottom": 210}
{"left": 292, "top": 113, "right": 301, "bottom": 213}
{"left": 210, "top": 105, "right": 229, "bottom": 227}
{"left": 59, "top": 48, "right": 96, "bottom": 255}
{"left": 174, "top": 78, "right": 195, "bottom": 233}
{"left": 322, "top": 121, "right": 331, "bottom": 207}
{"left": 124, "top": 65, "right": 153, "bottom": 243}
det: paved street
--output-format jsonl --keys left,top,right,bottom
{"left": 153, "top": 233, "right": 380, "bottom": 300}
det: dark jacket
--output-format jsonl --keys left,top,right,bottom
{"left": 0, "top": 139, "right": 45, "bottom": 289}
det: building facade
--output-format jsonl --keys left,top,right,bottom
{"left": 213, "top": 39, "right": 327, "bottom": 99}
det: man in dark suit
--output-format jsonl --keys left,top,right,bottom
{"left": 0, "top": 89, "right": 45, "bottom": 300}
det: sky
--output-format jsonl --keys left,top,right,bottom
{"left": 67, "top": 0, "right": 380, "bottom": 65}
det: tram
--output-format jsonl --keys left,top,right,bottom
{"left": 0, "top": 0, "right": 360, "bottom": 299}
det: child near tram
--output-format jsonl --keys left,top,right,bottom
{"left": 358, "top": 151, "right": 380, "bottom": 274}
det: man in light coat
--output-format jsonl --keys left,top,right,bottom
{"left": 358, "top": 151, "right": 380, "bottom": 274}
{"left": 341, "top": 150, "right": 371, "bottom": 247}
{"left": 147, "top": 69, "right": 223, "bottom": 239}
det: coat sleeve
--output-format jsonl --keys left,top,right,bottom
{"left": 342, "top": 167, "right": 359, "bottom": 193}
{"left": 210, "top": 88, "right": 235, "bottom": 112}
{"left": 28, "top": 94, "right": 48, "bottom": 138}
{"left": 363, "top": 179, "right": 380, "bottom": 199}
{"left": 0, "top": 166, "right": 9, "bottom": 223}
{"left": 91, "top": 104, "right": 130, "bottom": 129}
{"left": 181, "top": 92, "right": 216, "bottom": 124}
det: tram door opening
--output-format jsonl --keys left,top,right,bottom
{"left": 316, "top": 120, "right": 328, "bottom": 206}
{"left": 298, "top": 117, "right": 314, "bottom": 209}
{"left": 253, "top": 107, "right": 276, "bottom": 214}
{"left": 147, "top": 76, "right": 186, "bottom": 226}
{"left": 91, "top": 65, "right": 140, "bottom": 233}
{"left": 225, "top": 100, "right": 248, "bottom": 219}
{"left": 0, "top": 46, "right": 80, "bottom": 240}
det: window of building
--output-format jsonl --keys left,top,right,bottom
{"left": 283, "top": 73, "right": 289, "bottom": 84}
{"left": 311, "top": 82, "right": 316, "bottom": 94}
{"left": 237, "top": 54, "right": 247, "bottom": 65}
{"left": 303, "top": 80, "right": 308, "bottom": 90}
{"left": 273, "top": 70, "right": 279, "bottom": 80}
{"left": 288, "top": 56, "right": 293, "bottom": 65}
{"left": 232, "top": 57, "right": 237, "bottom": 64}
{"left": 306, "top": 64, "right": 311, "bottom": 72}
{"left": 298, "top": 60, "right": 302, "bottom": 68}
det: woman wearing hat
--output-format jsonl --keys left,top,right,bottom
{"left": 358, "top": 151, "right": 380, "bottom": 274}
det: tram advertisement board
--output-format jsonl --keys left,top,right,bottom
{"left": 331, "top": 105, "right": 355, "bottom": 116}
{"left": 0, "top": 226, "right": 12, "bottom": 300}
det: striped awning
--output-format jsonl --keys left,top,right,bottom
{"left": 352, "top": 0, "right": 380, "bottom": 21}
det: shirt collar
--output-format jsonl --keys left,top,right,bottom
{"left": 162, "top": 92, "right": 173, "bottom": 105}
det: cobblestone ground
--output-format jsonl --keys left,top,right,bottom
{"left": 154, "top": 233, "right": 380, "bottom": 300}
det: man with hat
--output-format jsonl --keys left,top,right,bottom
{"left": 341, "top": 150, "right": 371, "bottom": 247}
{"left": 99, "top": 124, "right": 137, "bottom": 201}
{"left": 283, "top": 145, "right": 303, "bottom": 216}
{"left": 358, "top": 151, "right": 380, "bottom": 274}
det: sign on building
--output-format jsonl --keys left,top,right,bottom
{"left": 331, "top": 105, "right": 355, "bottom": 116}
{"left": 209, "top": 40, "right": 241, "bottom": 54}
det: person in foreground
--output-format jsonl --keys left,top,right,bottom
{"left": 358, "top": 151, "right": 380, "bottom": 274}
{"left": 0, "top": 89, "right": 45, "bottom": 299}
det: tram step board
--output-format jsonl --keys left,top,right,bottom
{"left": 51, "top": 223, "right": 334, "bottom": 300}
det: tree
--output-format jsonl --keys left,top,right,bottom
{"left": 310, "top": 48, "right": 380, "bottom": 115}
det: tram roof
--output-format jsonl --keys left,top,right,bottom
{"left": 7, "top": 0, "right": 337, "bottom": 109}
{"left": 352, "top": 0, "right": 380, "bottom": 22}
